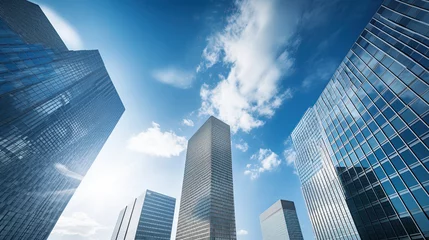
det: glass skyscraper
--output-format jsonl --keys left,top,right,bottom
{"left": 111, "top": 190, "right": 176, "bottom": 240}
{"left": 292, "top": 108, "right": 360, "bottom": 240}
{"left": 260, "top": 200, "right": 304, "bottom": 240}
{"left": 0, "top": 0, "right": 124, "bottom": 239}
{"left": 293, "top": 0, "right": 429, "bottom": 239}
{"left": 176, "top": 116, "right": 236, "bottom": 240}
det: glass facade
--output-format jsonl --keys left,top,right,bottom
{"left": 260, "top": 200, "right": 304, "bottom": 240}
{"left": 0, "top": 1, "right": 124, "bottom": 239}
{"left": 292, "top": 108, "right": 360, "bottom": 240}
{"left": 111, "top": 190, "right": 176, "bottom": 240}
{"left": 294, "top": 0, "right": 429, "bottom": 239}
{"left": 176, "top": 116, "right": 236, "bottom": 240}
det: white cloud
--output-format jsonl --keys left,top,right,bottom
{"left": 245, "top": 148, "right": 281, "bottom": 180}
{"left": 283, "top": 137, "right": 297, "bottom": 166}
{"left": 55, "top": 163, "right": 83, "bottom": 181}
{"left": 51, "top": 212, "right": 105, "bottom": 237}
{"left": 301, "top": 58, "right": 337, "bottom": 89}
{"left": 235, "top": 140, "right": 249, "bottom": 152}
{"left": 237, "top": 229, "right": 248, "bottom": 235}
{"left": 40, "top": 5, "right": 83, "bottom": 50}
{"left": 183, "top": 119, "right": 194, "bottom": 127}
{"left": 198, "top": 0, "right": 300, "bottom": 133}
{"left": 152, "top": 67, "right": 195, "bottom": 89}
{"left": 128, "top": 122, "right": 187, "bottom": 158}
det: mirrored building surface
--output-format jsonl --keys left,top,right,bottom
{"left": 293, "top": 0, "right": 429, "bottom": 239}
{"left": 111, "top": 190, "right": 176, "bottom": 240}
{"left": 292, "top": 108, "right": 360, "bottom": 240}
{"left": 176, "top": 116, "right": 236, "bottom": 240}
{"left": 260, "top": 200, "right": 304, "bottom": 240}
{"left": 0, "top": 0, "right": 124, "bottom": 239}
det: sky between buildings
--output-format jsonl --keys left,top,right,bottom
{"left": 30, "top": 0, "right": 383, "bottom": 239}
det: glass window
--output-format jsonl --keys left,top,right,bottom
{"left": 401, "top": 171, "right": 418, "bottom": 188}
{"left": 411, "top": 212, "right": 429, "bottom": 237}
{"left": 411, "top": 165, "right": 429, "bottom": 184}
{"left": 410, "top": 120, "right": 429, "bottom": 137}
{"left": 391, "top": 197, "right": 407, "bottom": 214}
{"left": 400, "top": 109, "right": 417, "bottom": 124}
{"left": 391, "top": 176, "right": 406, "bottom": 192}
{"left": 399, "top": 149, "right": 418, "bottom": 165}
{"left": 392, "top": 117, "right": 405, "bottom": 131}
{"left": 382, "top": 162, "right": 395, "bottom": 176}
{"left": 382, "top": 124, "right": 394, "bottom": 137}
{"left": 375, "top": 166, "right": 387, "bottom": 179}
{"left": 400, "top": 129, "right": 416, "bottom": 144}
{"left": 383, "top": 107, "right": 395, "bottom": 120}
{"left": 411, "top": 142, "right": 429, "bottom": 160}
{"left": 390, "top": 218, "right": 407, "bottom": 237}
{"left": 391, "top": 155, "right": 406, "bottom": 170}
{"left": 391, "top": 99, "right": 405, "bottom": 112}
{"left": 412, "top": 188, "right": 429, "bottom": 209}
{"left": 381, "top": 200, "right": 396, "bottom": 216}
{"left": 375, "top": 148, "right": 386, "bottom": 161}
{"left": 382, "top": 143, "right": 395, "bottom": 156}
{"left": 401, "top": 215, "right": 420, "bottom": 234}
{"left": 375, "top": 131, "right": 386, "bottom": 143}
{"left": 391, "top": 136, "right": 405, "bottom": 149}
{"left": 382, "top": 181, "right": 395, "bottom": 195}
{"left": 399, "top": 89, "right": 416, "bottom": 104}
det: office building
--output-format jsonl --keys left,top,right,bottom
{"left": 260, "top": 200, "right": 304, "bottom": 240}
{"left": 293, "top": 0, "right": 429, "bottom": 239}
{"left": 176, "top": 116, "right": 236, "bottom": 239}
{"left": 0, "top": 0, "right": 124, "bottom": 239}
{"left": 292, "top": 108, "right": 360, "bottom": 239}
{"left": 111, "top": 190, "right": 176, "bottom": 240}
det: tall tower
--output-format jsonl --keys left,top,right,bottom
{"left": 0, "top": 1, "right": 124, "bottom": 239}
{"left": 111, "top": 190, "right": 176, "bottom": 240}
{"left": 176, "top": 116, "right": 236, "bottom": 240}
{"left": 293, "top": 0, "right": 429, "bottom": 239}
{"left": 260, "top": 200, "right": 304, "bottom": 240}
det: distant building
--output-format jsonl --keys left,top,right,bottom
{"left": 176, "top": 116, "right": 236, "bottom": 239}
{"left": 111, "top": 190, "right": 176, "bottom": 240}
{"left": 292, "top": 0, "right": 429, "bottom": 239}
{"left": 0, "top": 0, "right": 124, "bottom": 239}
{"left": 260, "top": 200, "right": 304, "bottom": 240}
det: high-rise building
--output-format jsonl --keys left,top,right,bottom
{"left": 260, "top": 200, "right": 304, "bottom": 240}
{"left": 0, "top": 0, "right": 124, "bottom": 239}
{"left": 292, "top": 108, "right": 360, "bottom": 240}
{"left": 293, "top": 0, "right": 429, "bottom": 239}
{"left": 176, "top": 116, "right": 236, "bottom": 240}
{"left": 111, "top": 190, "right": 176, "bottom": 240}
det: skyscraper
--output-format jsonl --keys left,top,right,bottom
{"left": 111, "top": 190, "right": 176, "bottom": 240}
{"left": 0, "top": 0, "right": 124, "bottom": 239}
{"left": 260, "top": 200, "right": 304, "bottom": 240}
{"left": 293, "top": 0, "right": 429, "bottom": 239}
{"left": 176, "top": 116, "right": 236, "bottom": 240}
{"left": 292, "top": 108, "right": 360, "bottom": 240}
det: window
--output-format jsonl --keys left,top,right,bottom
{"left": 412, "top": 188, "right": 429, "bottom": 209}
{"left": 391, "top": 136, "right": 405, "bottom": 149}
{"left": 399, "top": 149, "right": 418, "bottom": 165}
{"left": 411, "top": 212, "right": 429, "bottom": 237}
{"left": 400, "top": 129, "right": 416, "bottom": 144}
{"left": 391, "top": 197, "right": 407, "bottom": 214}
{"left": 382, "top": 181, "right": 396, "bottom": 195}
{"left": 411, "top": 142, "right": 429, "bottom": 160}
{"left": 400, "top": 215, "right": 420, "bottom": 234}
{"left": 381, "top": 201, "right": 396, "bottom": 216}
{"left": 382, "top": 162, "right": 395, "bottom": 175}
{"left": 411, "top": 165, "right": 429, "bottom": 183}
{"left": 401, "top": 171, "right": 418, "bottom": 188}
{"left": 391, "top": 177, "right": 406, "bottom": 192}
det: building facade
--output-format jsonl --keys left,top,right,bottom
{"left": 176, "top": 116, "right": 236, "bottom": 239}
{"left": 0, "top": 1, "right": 124, "bottom": 239}
{"left": 260, "top": 200, "right": 304, "bottom": 240}
{"left": 293, "top": 0, "right": 429, "bottom": 239}
{"left": 111, "top": 190, "right": 176, "bottom": 240}
{"left": 292, "top": 108, "right": 360, "bottom": 240}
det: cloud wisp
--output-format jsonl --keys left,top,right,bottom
{"left": 128, "top": 122, "right": 187, "bottom": 158}
{"left": 198, "top": 0, "right": 300, "bottom": 133}
{"left": 152, "top": 67, "right": 195, "bottom": 89}
{"left": 183, "top": 119, "right": 195, "bottom": 127}
{"left": 235, "top": 140, "right": 249, "bottom": 152}
{"left": 54, "top": 163, "right": 84, "bottom": 181}
{"left": 245, "top": 148, "right": 281, "bottom": 180}
{"left": 40, "top": 5, "right": 83, "bottom": 50}
{"left": 237, "top": 229, "right": 249, "bottom": 235}
{"left": 51, "top": 212, "right": 105, "bottom": 238}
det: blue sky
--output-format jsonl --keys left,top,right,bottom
{"left": 32, "top": 0, "right": 382, "bottom": 239}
